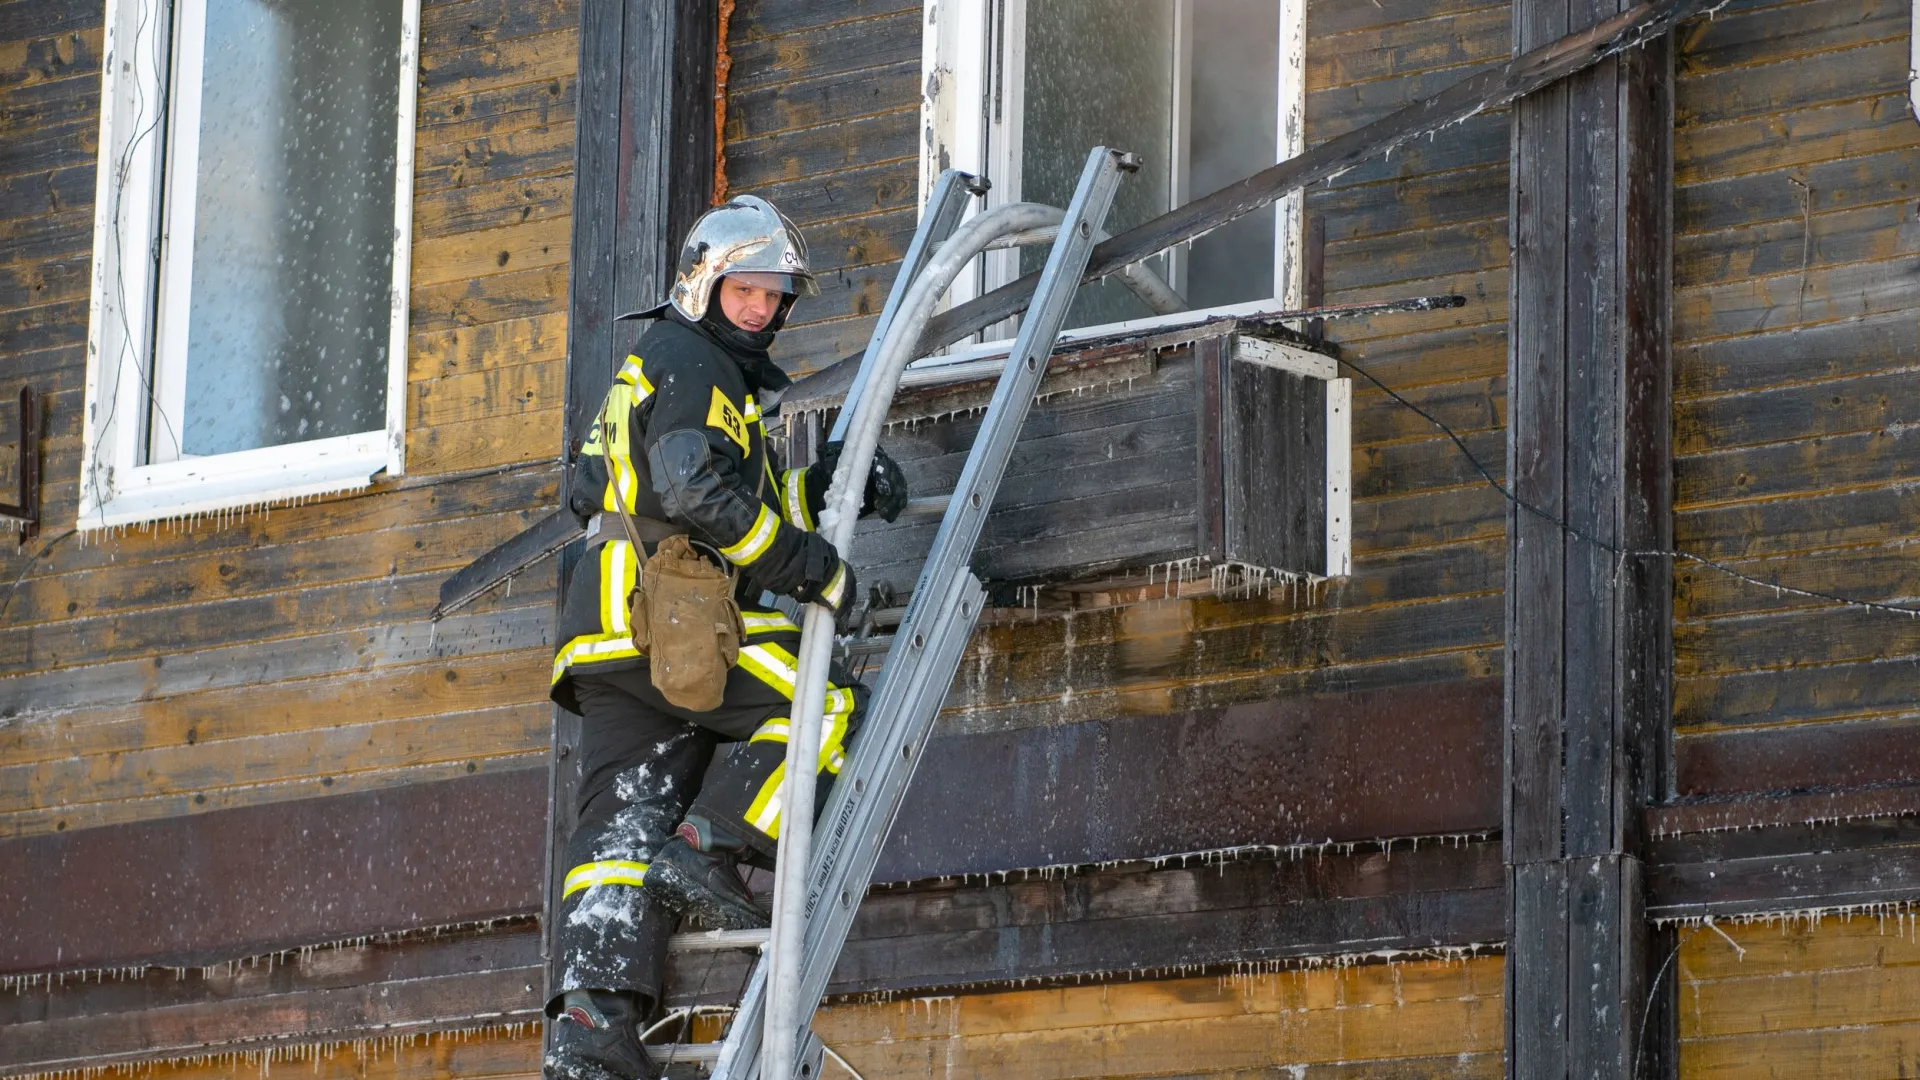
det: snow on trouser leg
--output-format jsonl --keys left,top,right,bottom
{"left": 685, "top": 673, "right": 867, "bottom": 863}
{"left": 549, "top": 680, "right": 715, "bottom": 1011}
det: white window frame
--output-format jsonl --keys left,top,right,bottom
{"left": 1911, "top": 0, "right": 1919, "bottom": 123}
{"left": 919, "top": 0, "right": 1309, "bottom": 328}
{"left": 918, "top": 0, "right": 1347, "bottom": 579}
{"left": 80, "top": 0, "right": 419, "bottom": 529}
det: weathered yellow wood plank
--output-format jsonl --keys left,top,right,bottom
{"left": 2, "top": 702, "right": 550, "bottom": 817}
{"left": 1682, "top": 1021, "right": 1920, "bottom": 1080}
{"left": 412, "top": 357, "right": 565, "bottom": 428}
{"left": 410, "top": 264, "right": 568, "bottom": 335}
{"left": 1308, "top": 4, "right": 1508, "bottom": 89}
{"left": 411, "top": 311, "right": 568, "bottom": 381}
{"left": 417, "top": 73, "right": 573, "bottom": 147}
{"left": 1678, "top": 36, "right": 1907, "bottom": 129}
{"left": 415, "top": 173, "right": 572, "bottom": 242}
{"left": 414, "top": 122, "right": 576, "bottom": 196}
{"left": 6, "top": 508, "right": 539, "bottom": 630}
{"left": 408, "top": 408, "right": 563, "bottom": 475}
{"left": 1679, "top": 913, "right": 1920, "bottom": 984}
{"left": 0, "top": 751, "right": 546, "bottom": 841}
{"left": 0, "top": 27, "right": 101, "bottom": 93}
{"left": 1675, "top": 201, "right": 1920, "bottom": 292}
{"left": 1675, "top": 93, "right": 1920, "bottom": 186}
{"left": 1682, "top": 960, "right": 1920, "bottom": 1040}
{"left": 813, "top": 961, "right": 1503, "bottom": 1078}
{"left": 0, "top": 650, "right": 552, "bottom": 768}
{"left": 1674, "top": 256, "right": 1920, "bottom": 345}
{"left": 412, "top": 215, "right": 571, "bottom": 287}
{"left": 417, "top": 27, "right": 578, "bottom": 105}
{"left": 132, "top": 1024, "right": 540, "bottom": 1080}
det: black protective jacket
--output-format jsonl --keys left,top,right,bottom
{"left": 551, "top": 312, "right": 842, "bottom": 709}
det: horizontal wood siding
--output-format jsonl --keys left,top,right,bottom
{"left": 723, "top": 0, "right": 922, "bottom": 378}
{"left": 1678, "top": 912, "right": 1920, "bottom": 1078}
{"left": 24, "top": 959, "right": 1498, "bottom": 1080}
{"left": 0, "top": 0, "right": 575, "bottom": 842}
{"left": 1668, "top": 0, "right": 1920, "bottom": 796}
{"left": 813, "top": 960, "right": 1504, "bottom": 1079}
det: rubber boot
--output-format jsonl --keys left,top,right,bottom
{"left": 544, "top": 989, "right": 658, "bottom": 1080}
{"left": 645, "top": 815, "right": 770, "bottom": 931}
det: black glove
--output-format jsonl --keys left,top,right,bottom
{"left": 808, "top": 442, "right": 910, "bottom": 524}
{"left": 795, "top": 556, "right": 858, "bottom": 630}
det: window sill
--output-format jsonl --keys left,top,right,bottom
{"left": 79, "top": 430, "right": 389, "bottom": 530}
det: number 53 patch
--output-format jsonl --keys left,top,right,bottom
{"left": 706, "top": 386, "right": 750, "bottom": 452}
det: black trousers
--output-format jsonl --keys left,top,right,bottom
{"left": 549, "top": 628, "right": 865, "bottom": 1009}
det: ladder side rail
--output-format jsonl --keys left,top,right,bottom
{"left": 827, "top": 170, "right": 983, "bottom": 444}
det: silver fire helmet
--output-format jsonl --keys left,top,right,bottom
{"left": 668, "top": 195, "right": 818, "bottom": 321}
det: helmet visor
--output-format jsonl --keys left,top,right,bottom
{"left": 725, "top": 270, "right": 818, "bottom": 298}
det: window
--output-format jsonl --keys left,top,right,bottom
{"left": 920, "top": 0, "right": 1307, "bottom": 337}
{"left": 82, "top": 0, "right": 419, "bottom": 528}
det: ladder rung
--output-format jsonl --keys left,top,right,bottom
{"left": 667, "top": 928, "right": 769, "bottom": 953}
{"left": 901, "top": 493, "right": 949, "bottom": 518}
{"left": 652, "top": 1043, "right": 722, "bottom": 1065}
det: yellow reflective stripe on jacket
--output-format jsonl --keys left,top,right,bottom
{"left": 742, "top": 713, "right": 851, "bottom": 840}
{"left": 601, "top": 382, "right": 641, "bottom": 513}
{"left": 617, "top": 355, "right": 655, "bottom": 396}
{"left": 563, "top": 859, "right": 650, "bottom": 898}
{"left": 605, "top": 540, "right": 634, "bottom": 635}
{"left": 736, "top": 642, "right": 800, "bottom": 697}
{"left": 551, "top": 632, "right": 642, "bottom": 684}
{"left": 719, "top": 504, "right": 779, "bottom": 566}
{"left": 740, "top": 611, "right": 800, "bottom": 636}
{"left": 781, "top": 468, "right": 813, "bottom": 531}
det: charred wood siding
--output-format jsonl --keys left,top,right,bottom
{"left": 1668, "top": 0, "right": 1920, "bottom": 797}
{"left": 0, "top": 0, "right": 574, "bottom": 846}
{"left": 722, "top": 0, "right": 922, "bottom": 376}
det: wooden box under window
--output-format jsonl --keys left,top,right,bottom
{"left": 782, "top": 319, "right": 1351, "bottom": 605}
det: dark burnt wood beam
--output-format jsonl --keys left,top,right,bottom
{"left": 0, "top": 681, "right": 1499, "bottom": 976}
{"left": 1503, "top": 0, "right": 1675, "bottom": 1075}
{"left": 1649, "top": 815, "right": 1920, "bottom": 922}
{"left": 0, "top": 844, "right": 1504, "bottom": 1077}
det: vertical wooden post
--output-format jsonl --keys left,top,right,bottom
{"left": 546, "top": 0, "right": 718, "bottom": 983}
{"left": 1504, "top": 0, "right": 1673, "bottom": 1074}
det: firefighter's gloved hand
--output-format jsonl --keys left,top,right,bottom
{"left": 795, "top": 557, "right": 858, "bottom": 631}
{"left": 809, "top": 442, "right": 910, "bottom": 523}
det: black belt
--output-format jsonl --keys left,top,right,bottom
{"left": 584, "top": 511, "right": 684, "bottom": 548}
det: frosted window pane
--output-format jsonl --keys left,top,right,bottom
{"left": 172, "top": 0, "right": 399, "bottom": 458}
{"left": 1186, "top": 0, "right": 1278, "bottom": 309}
{"left": 1021, "top": 0, "right": 1174, "bottom": 329}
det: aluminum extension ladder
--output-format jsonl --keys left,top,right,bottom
{"left": 659, "top": 147, "right": 1136, "bottom": 1079}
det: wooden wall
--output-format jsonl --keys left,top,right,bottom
{"left": 69, "top": 958, "right": 1504, "bottom": 1080}
{"left": 813, "top": 959, "right": 1504, "bottom": 1079}
{"left": 1678, "top": 912, "right": 1920, "bottom": 1078}
{"left": 0, "top": 0, "right": 572, "bottom": 849}
{"left": 1668, "top": 0, "right": 1920, "bottom": 796}
{"left": 724, "top": 0, "right": 922, "bottom": 377}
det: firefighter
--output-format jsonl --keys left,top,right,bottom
{"left": 543, "top": 194, "right": 908, "bottom": 1080}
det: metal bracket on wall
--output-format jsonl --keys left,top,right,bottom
{"left": 1, "top": 386, "right": 41, "bottom": 546}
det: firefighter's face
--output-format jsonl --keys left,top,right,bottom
{"left": 716, "top": 276, "right": 782, "bottom": 332}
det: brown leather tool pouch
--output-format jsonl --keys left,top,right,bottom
{"left": 630, "top": 534, "right": 743, "bottom": 711}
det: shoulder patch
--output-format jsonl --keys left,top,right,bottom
{"left": 706, "top": 386, "right": 750, "bottom": 453}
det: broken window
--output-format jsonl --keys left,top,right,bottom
{"left": 80, "top": 0, "right": 419, "bottom": 527}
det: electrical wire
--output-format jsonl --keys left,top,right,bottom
{"left": 1336, "top": 354, "right": 1920, "bottom": 619}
